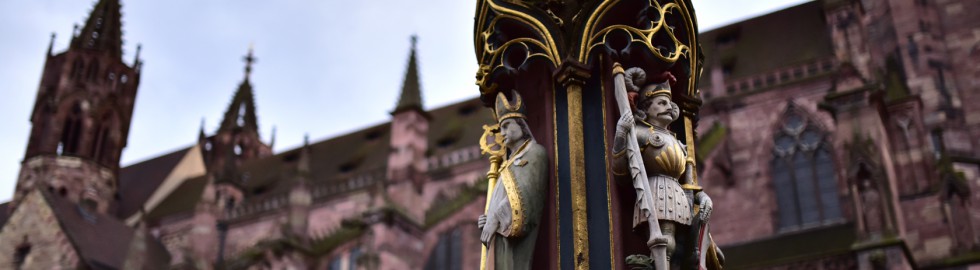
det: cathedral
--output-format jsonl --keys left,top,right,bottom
{"left": 0, "top": 0, "right": 978, "bottom": 269}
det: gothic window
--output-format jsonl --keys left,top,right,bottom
{"left": 59, "top": 103, "right": 84, "bottom": 156}
{"left": 327, "top": 256, "right": 342, "bottom": 270}
{"left": 424, "top": 227, "right": 463, "bottom": 270}
{"left": 92, "top": 114, "right": 114, "bottom": 164}
{"left": 87, "top": 60, "right": 100, "bottom": 82}
{"left": 348, "top": 247, "right": 361, "bottom": 270}
{"left": 72, "top": 59, "right": 85, "bottom": 79}
{"left": 772, "top": 109, "right": 842, "bottom": 231}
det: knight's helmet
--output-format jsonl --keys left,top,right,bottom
{"left": 495, "top": 90, "right": 526, "bottom": 124}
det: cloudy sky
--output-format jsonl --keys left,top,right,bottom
{"left": 0, "top": 0, "right": 811, "bottom": 202}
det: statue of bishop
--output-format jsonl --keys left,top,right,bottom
{"left": 478, "top": 90, "right": 548, "bottom": 270}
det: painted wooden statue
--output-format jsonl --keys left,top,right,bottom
{"left": 478, "top": 90, "right": 548, "bottom": 270}
{"left": 612, "top": 67, "right": 723, "bottom": 269}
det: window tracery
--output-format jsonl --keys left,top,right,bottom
{"left": 772, "top": 108, "right": 842, "bottom": 231}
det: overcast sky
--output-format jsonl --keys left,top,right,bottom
{"left": 0, "top": 0, "right": 811, "bottom": 202}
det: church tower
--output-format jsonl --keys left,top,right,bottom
{"left": 13, "top": 0, "right": 140, "bottom": 214}
{"left": 386, "top": 36, "right": 430, "bottom": 193}
{"left": 384, "top": 36, "right": 431, "bottom": 222}
{"left": 201, "top": 47, "right": 273, "bottom": 183}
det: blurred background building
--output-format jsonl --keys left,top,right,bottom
{"left": 0, "top": 0, "right": 978, "bottom": 269}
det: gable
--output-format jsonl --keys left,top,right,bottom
{"left": 118, "top": 146, "right": 193, "bottom": 218}
{"left": 124, "top": 144, "right": 207, "bottom": 224}
{"left": 0, "top": 191, "right": 82, "bottom": 269}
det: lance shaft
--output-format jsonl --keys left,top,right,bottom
{"left": 612, "top": 63, "right": 669, "bottom": 270}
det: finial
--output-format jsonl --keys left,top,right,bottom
{"left": 410, "top": 35, "right": 418, "bottom": 50}
{"left": 243, "top": 44, "right": 257, "bottom": 80}
{"left": 270, "top": 126, "right": 277, "bottom": 149}
{"left": 73, "top": 24, "right": 79, "bottom": 36}
{"left": 198, "top": 118, "right": 207, "bottom": 143}
{"left": 298, "top": 133, "right": 312, "bottom": 177}
{"left": 47, "top": 33, "right": 56, "bottom": 56}
{"left": 134, "top": 43, "right": 142, "bottom": 65}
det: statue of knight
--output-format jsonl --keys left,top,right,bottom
{"left": 611, "top": 65, "right": 724, "bottom": 270}
{"left": 478, "top": 90, "right": 549, "bottom": 270}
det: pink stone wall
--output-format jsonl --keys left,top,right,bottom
{"left": 307, "top": 192, "right": 372, "bottom": 237}
{"left": 224, "top": 214, "right": 284, "bottom": 258}
{"left": 15, "top": 155, "right": 115, "bottom": 214}
{"left": 0, "top": 191, "right": 81, "bottom": 269}
{"left": 705, "top": 79, "right": 840, "bottom": 245}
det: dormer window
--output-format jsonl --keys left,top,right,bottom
{"left": 458, "top": 104, "right": 478, "bottom": 116}
{"left": 364, "top": 130, "right": 383, "bottom": 141}
{"left": 715, "top": 28, "right": 741, "bottom": 49}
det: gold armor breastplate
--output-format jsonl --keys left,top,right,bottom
{"left": 638, "top": 125, "right": 686, "bottom": 179}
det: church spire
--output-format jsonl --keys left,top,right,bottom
{"left": 219, "top": 46, "right": 260, "bottom": 133}
{"left": 392, "top": 35, "right": 424, "bottom": 115}
{"left": 71, "top": 0, "right": 124, "bottom": 57}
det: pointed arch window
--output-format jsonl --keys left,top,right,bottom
{"left": 59, "top": 103, "right": 84, "bottom": 156}
{"left": 771, "top": 109, "right": 842, "bottom": 231}
{"left": 424, "top": 226, "right": 463, "bottom": 270}
{"left": 92, "top": 113, "right": 115, "bottom": 164}
{"left": 72, "top": 59, "right": 85, "bottom": 79}
{"left": 87, "top": 60, "right": 100, "bottom": 82}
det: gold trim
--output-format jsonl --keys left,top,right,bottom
{"left": 579, "top": 0, "right": 619, "bottom": 62}
{"left": 498, "top": 113, "right": 527, "bottom": 123}
{"left": 550, "top": 76, "right": 561, "bottom": 270}
{"left": 482, "top": 1, "right": 560, "bottom": 65}
{"left": 611, "top": 62, "right": 625, "bottom": 75}
{"left": 497, "top": 170, "right": 524, "bottom": 229}
{"left": 567, "top": 83, "right": 590, "bottom": 270}
{"left": 683, "top": 117, "right": 699, "bottom": 187}
{"left": 645, "top": 89, "right": 672, "bottom": 98}
{"left": 500, "top": 161, "right": 526, "bottom": 235}
{"left": 580, "top": 1, "right": 692, "bottom": 64}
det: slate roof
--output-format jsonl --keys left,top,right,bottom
{"left": 699, "top": 1, "right": 834, "bottom": 88}
{"left": 144, "top": 175, "right": 208, "bottom": 221}
{"left": 233, "top": 97, "right": 492, "bottom": 197}
{"left": 123, "top": 98, "right": 493, "bottom": 222}
{"left": 117, "top": 147, "right": 191, "bottom": 218}
{"left": 42, "top": 189, "right": 170, "bottom": 269}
